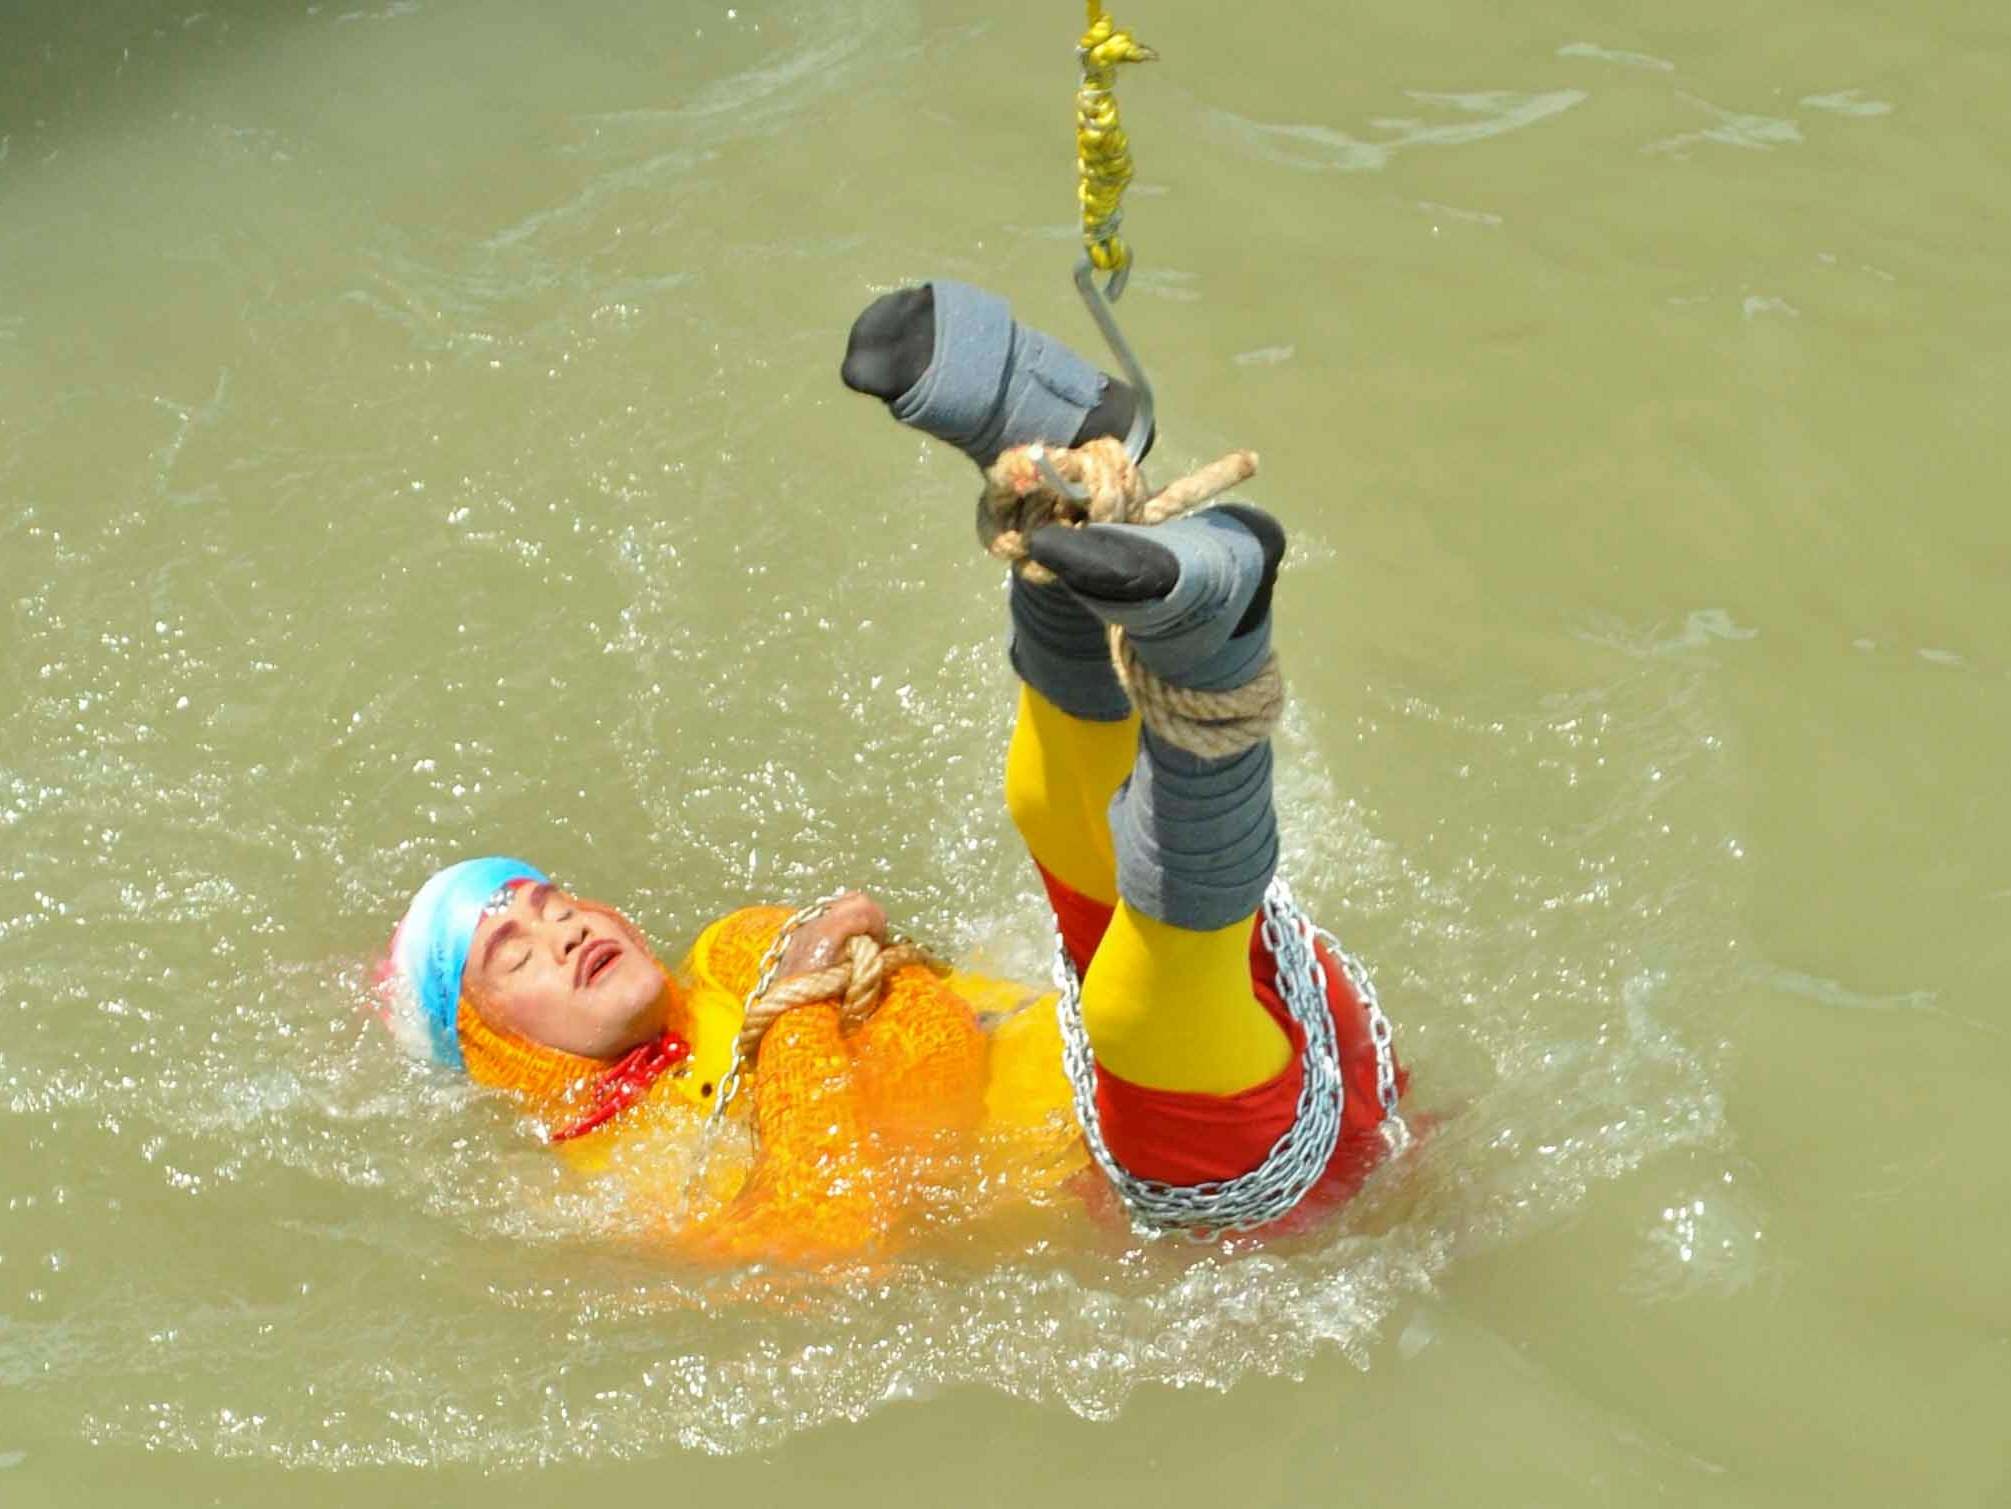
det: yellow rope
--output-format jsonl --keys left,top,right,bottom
{"left": 1076, "top": 2, "right": 1156, "bottom": 279}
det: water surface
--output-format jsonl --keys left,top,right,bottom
{"left": 3, "top": 0, "right": 2007, "bottom": 1502}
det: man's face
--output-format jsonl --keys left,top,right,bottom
{"left": 463, "top": 881, "right": 670, "bottom": 1058}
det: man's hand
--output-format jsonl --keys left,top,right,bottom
{"left": 777, "top": 891, "right": 888, "bottom": 979}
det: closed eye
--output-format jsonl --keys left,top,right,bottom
{"left": 480, "top": 917, "right": 525, "bottom": 974}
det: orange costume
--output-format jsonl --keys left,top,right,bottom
{"left": 441, "top": 684, "right": 1403, "bottom": 1262}
{"left": 459, "top": 904, "right": 1083, "bottom": 1263}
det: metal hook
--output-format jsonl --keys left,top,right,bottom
{"left": 1073, "top": 253, "right": 1155, "bottom": 465}
{"left": 1087, "top": 256, "right": 1132, "bottom": 303}
{"left": 1029, "top": 444, "right": 1090, "bottom": 504}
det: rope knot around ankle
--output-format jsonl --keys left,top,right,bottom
{"left": 736, "top": 933, "right": 930, "bottom": 1057}
{"left": 978, "top": 435, "right": 1259, "bottom": 581}
{"left": 1111, "top": 632, "right": 1285, "bottom": 759}
{"left": 979, "top": 436, "right": 1283, "bottom": 758}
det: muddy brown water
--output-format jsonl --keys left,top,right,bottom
{"left": 2, "top": 1, "right": 2006, "bottom": 1503}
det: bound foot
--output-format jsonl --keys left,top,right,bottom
{"left": 841, "top": 282, "right": 1152, "bottom": 466}
{"left": 1025, "top": 504, "right": 1285, "bottom": 690}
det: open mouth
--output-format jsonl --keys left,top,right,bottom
{"left": 574, "top": 939, "right": 623, "bottom": 990}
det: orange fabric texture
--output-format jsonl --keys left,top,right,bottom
{"left": 679, "top": 913, "right": 997, "bottom": 1263}
{"left": 459, "top": 906, "right": 1078, "bottom": 1265}
{"left": 692, "top": 967, "right": 992, "bottom": 1263}
{"left": 458, "top": 997, "right": 609, "bottom": 1122}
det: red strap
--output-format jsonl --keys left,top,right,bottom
{"left": 548, "top": 1031, "right": 692, "bottom": 1143}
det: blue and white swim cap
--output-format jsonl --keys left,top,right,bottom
{"left": 383, "top": 856, "right": 549, "bottom": 1066}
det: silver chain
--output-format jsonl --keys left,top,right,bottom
{"left": 693, "top": 882, "right": 1406, "bottom": 1236}
{"left": 1310, "top": 915, "right": 1407, "bottom": 1147}
{"left": 704, "top": 890, "right": 849, "bottom": 1124}
{"left": 1051, "top": 876, "right": 1406, "bottom": 1239}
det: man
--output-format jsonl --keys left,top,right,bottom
{"left": 379, "top": 282, "right": 1405, "bottom": 1261}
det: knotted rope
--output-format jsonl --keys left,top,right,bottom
{"left": 736, "top": 932, "right": 930, "bottom": 1058}
{"left": 980, "top": 436, "right": 1286, "bottom": 759}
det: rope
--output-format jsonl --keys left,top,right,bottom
{"left": 980, "top": 435, "right": 1284, "bottom": 758}
{"left": 1110, "top": 634, "right": 1285, "bottom": 760}
{"left": 1076, "top": 2, "right": 1156, "bottom": 281}
{"left": 736, "top": 933, "right": 930, "bottom": 1058}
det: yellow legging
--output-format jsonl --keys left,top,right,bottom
{"left": 1003, "top": 684, "right": 1290, "bottom": 1095}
